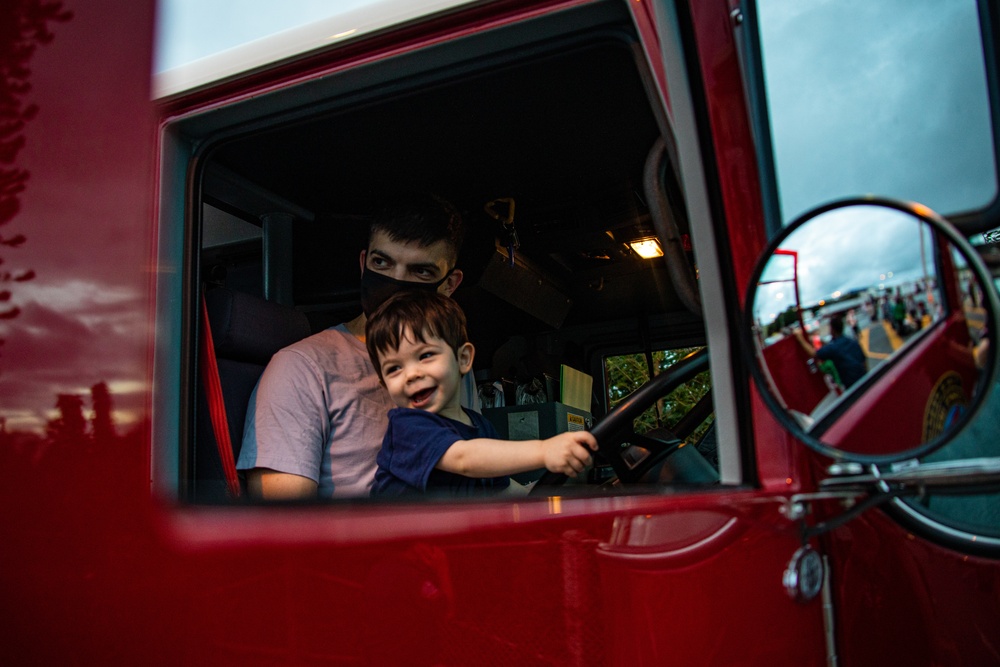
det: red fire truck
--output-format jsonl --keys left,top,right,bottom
{"left": 3, "top": 0, "right": 999, "bottom": 664}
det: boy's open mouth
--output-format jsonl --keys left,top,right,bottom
{"left": 410, "top": 387, "right": 435, "bottom": 407}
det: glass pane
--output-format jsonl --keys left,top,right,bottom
{"left": 757, "top": 0, "right": 997, "bottom": 223}
{"left": 604, "top": 347, "right": 713, "bottom": 442}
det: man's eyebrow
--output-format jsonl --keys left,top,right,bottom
{"left": 367, "top": 248, "right": 394, "bottom": 261}
{"left": 405, "top": 260, "right": 442, "bottom": 274}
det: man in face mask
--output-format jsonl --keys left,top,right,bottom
{"left": 238, "top": 195, "right": 469, "bottom": 499}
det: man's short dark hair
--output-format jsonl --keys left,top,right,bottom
{"left": 366, "top": 290, "right": 469, "bottom": 381}
{"left": 829, "top": 315, "right": 845, "bottom": 337}
{"left": 369, "top": 193, "right": 465, "bottom": 265}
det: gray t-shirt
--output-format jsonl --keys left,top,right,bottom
{"left": 238, "top": 325, "right": 393, "bottom": 498}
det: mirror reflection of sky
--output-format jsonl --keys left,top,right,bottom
{"left": 755, "top": 206, "right": 936, "bottom": 326}
{"left": 758, "top": 0, "right": 996, "bottom": 223}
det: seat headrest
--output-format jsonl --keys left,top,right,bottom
{"left": 205, "top": 288, "right": 311, "bottom": 364}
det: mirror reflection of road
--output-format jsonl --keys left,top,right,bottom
{"left": 858, "top": 303, "right": 987, "bottom": 368}
{"left": 862, "top": 319, "right": 894, "bottom": 363}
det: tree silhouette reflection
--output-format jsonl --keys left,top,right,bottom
{"left": 1, "top": 1, "right": 72, "bottom": 329}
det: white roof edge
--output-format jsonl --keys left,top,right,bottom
{"left": 152, "top": 0, "right": 481, "bottom": 99}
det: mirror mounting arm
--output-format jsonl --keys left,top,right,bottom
{"left": 792, "top": 459, "right": 1000, "bottom": 541}
{"left": 821, "top": 458, "right": 1000, "bottom": 492}
{"left": 799, "top": 488, "right": 911, "bottom": 542}
{"left": 780, "top": 484, "right": 913, "bottom": 542}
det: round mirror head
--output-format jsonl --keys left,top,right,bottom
{"left": 744, "top": 198, "right": 998, "bottom": 463}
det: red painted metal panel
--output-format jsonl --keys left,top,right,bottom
{"left": 681, "top": 0, "right": 809, "bottom": 493}
{"left": 3, "top": 2, "right": 824, "bottom": 664}
{"left": 2, "top": 0, "right": 996, "bottom": 664}
{"left": 0, "top": 0, "right": 160, "bottom": 662}
{"left": 825, "top": 508, "right": 1000, "bottom": 665}
{"left": 760, "top": 335, "right": 835, "bottom": 415}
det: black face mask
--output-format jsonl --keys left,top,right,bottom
{"left": 359, "top": 268, "right": 451, "bottom": 316}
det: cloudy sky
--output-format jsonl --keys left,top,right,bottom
{"left": 754, "top": 205, "right": 938, "bottom": 326}
{"left": 757, "top": 0, "right": 995, "bottom": 223}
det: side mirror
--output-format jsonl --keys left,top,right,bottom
{"left": 743, "top": 198, "right": 998, "bottom": 463}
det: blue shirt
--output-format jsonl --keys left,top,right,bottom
{"left": 816, "top": 335, "right": 867, "bottom": 389}
{"left": 372, "top": 408, "right": 510, "bottom": 497}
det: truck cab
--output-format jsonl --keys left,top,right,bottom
{"left": 2, "top": 0, "right": 999, "bottom": 663}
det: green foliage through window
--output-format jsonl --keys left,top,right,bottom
{"left": 604, "top": 346, "right": 713, "bottom": 442}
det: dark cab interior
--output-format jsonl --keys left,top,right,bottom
{"left": 189, "top": 2, "right": 712, "bottom": 501}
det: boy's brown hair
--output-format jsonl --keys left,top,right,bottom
{"left": 365, "top": 289, "right": 469, "bottom": 381}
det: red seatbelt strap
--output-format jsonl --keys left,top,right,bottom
{"left": 200, "top": 295, "right": 242, "bottom": 499}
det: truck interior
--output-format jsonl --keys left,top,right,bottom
{"left": 180, "top": 2, "right": 720, "bottom": 502}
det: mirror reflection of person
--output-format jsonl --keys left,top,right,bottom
{"left": 892, "top": 295, "right": 908, "bottom": 335}
{"left": 794, "top": 315, "right": 867, "bottom": 389}
{"left": 846, "top": 308, "right": 860, "bottom": 338}
{"left": 237, "top": 195, "right": 469, "bottom": 499}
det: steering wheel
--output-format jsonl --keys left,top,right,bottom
{"left": 530, "top": 348, "right": 711, "bottom": 493}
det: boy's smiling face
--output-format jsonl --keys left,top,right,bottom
{"left": 378, "top": 326, "right": 474, "bottom": 422}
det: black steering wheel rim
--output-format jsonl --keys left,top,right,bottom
{"left": 532, "top": 348, "right": 711, "bottom": 491}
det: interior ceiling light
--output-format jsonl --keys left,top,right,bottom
{"left": 629, "top": 237, "right": 663, "bottom": 259}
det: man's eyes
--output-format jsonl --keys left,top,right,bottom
{"left": 369, "top": 257, "right": 437, "bottom": 280}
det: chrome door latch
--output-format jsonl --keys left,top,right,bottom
{"left": 783, "top": 545, "right": 824, "bottom": 602}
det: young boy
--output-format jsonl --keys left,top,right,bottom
{"left": 365, "top": 290, "right": 597, "bottom": 496}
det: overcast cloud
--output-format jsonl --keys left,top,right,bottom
{"left": 755, "top": 206, "right": 935, "bottom": 324}
{"left": 758, "top": 0, "right": 996, "bottom": 222}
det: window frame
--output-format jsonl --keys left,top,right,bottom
{"left": 153, "top": 0, "right": 748, "bottom": 505}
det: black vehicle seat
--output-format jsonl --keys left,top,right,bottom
{"left": 194, "top": 287, "right": 311, "bottom": 502}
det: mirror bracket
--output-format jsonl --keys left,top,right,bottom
{"left": 781, "top": 486, "right": 911, "bottom": 542}
{"left": 820, "top": 457, "right": 1000, "bottom": 493}
{"left": 782, "top": 458, "right": 1000, "bottom": 542}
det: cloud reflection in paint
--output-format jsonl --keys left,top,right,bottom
{"left": 0, "top": 1, "right": 154, "bottom": 437}
{"left": 0, "top": 280, "right": 149, "bottom": 432}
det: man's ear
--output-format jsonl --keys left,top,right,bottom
{"left": 441, "top": 269, "right": 464, "bottom": 297}
{"left": 359, "top": 249, "right": 367, "bottom": 274}
{"left": 457, "top": 341, "right": 475, "bottom": 375}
